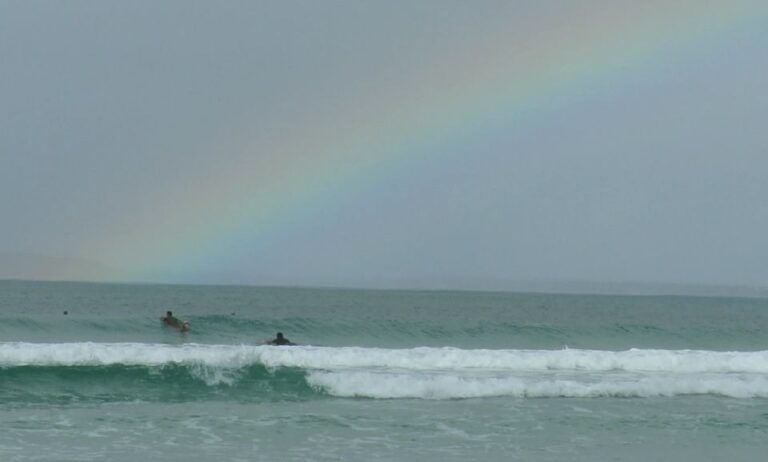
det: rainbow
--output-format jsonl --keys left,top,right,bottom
{"left": 80, "top": 1, "right": 768, "bottom": 282}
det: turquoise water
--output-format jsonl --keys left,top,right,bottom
{"left": 2, "top": 280, "right": 768, "bottom": 461}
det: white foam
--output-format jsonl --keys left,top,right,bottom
{"left": 2, "top": 342, "right": 768, "bottom": 374}
{"left": 4, "top": 342, "right": 768, "bottom": 398}
{"left": 306, "top": 370, "right": 768, "bottom": 399}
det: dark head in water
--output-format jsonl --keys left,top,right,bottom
{"left": 269, "top": 332, "right": 295, "bottom": 346}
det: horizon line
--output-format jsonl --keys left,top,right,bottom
{"left": 2, "top": 276, "right": 766, "bottom": 299}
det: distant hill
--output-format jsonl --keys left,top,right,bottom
{"left": 0, "top": 252, "right": 116, "bottom": 282}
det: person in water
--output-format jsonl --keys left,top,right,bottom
{"left": 267, "top": 332, "right": 295, "bottom": 346}
{"left": 161, "top": 311, "right": 188, "bottom": 331}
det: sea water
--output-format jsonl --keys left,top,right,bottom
{"left": 1, "top": 280, "right": 767, "bottom": 461}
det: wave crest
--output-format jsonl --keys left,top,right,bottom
{"left": 2, "top": 342, "right": 768, "bottom": 373}
{"left": 3, "top": 343, "right": 768, "bottom": 400}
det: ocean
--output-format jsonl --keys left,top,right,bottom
{"left": 1, "top": 280, "right": 767, "bottom": 461}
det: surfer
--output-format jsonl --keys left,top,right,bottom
{"left": 161, "top": 311, "right": 189, "bottom": 332}
{"left": 266, "top": 332, "right": 295, "bottom": 346}
{"left": 161, "top": 310, "right": 182, "bottom": 328}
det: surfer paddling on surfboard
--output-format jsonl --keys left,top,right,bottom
{"left": 161, "top": 310, "right": 190, "bottom": 333}
{"left": 263, "top": 332, "right": 295, "bottom": 346}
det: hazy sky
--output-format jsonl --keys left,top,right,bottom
{"left": 2, "top": 1, "right": 767, "bottom": 289}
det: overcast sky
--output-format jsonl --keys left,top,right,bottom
{"left": 1, "top": 1, "right": 767, "bottom": 290}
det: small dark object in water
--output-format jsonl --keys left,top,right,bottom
{"left": 265, "top": 332, "right": 296, "bottom": 346}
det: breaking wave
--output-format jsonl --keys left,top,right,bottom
{"left": 3, "top": 342, "right": 768, "bottom": 400}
